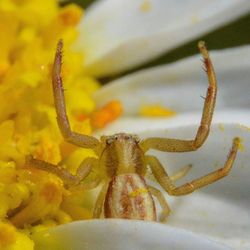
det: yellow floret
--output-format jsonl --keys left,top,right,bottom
{"left": 10, "top": 174, "right": 64, "bottom": 228}
{"left": 0, "top": 222, "right": 34, "bottom": 250}
{"left": 0, "top": 0, "right": 122, "bottom": 247}
{"left": 5, "top": 182, "right": 30, "bottom": 210}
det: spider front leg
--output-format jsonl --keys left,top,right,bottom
{"left": 53, "top": 40, "right": 99, "bottom": 148}
{"left": 26, "top": 156, "right": 98, "bottom": 188}
{"left": 146, "top": 137, "right": 240, "bottom": 196}
{"left": 140, "top": 41, "right": 217, "bottom": 153}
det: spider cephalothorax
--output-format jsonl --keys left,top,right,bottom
{"left": 27, "top": 40, "right": 239, "bottom": 222}
{"left": 100, "top": 133, "right": 145, "bottom": 177}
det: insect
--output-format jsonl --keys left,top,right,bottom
{"left": 26, "top": 40, "right": 239, "bottom": 222}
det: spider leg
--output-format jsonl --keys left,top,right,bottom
{"left": 74, "top": 177, "right": 101, "bottom": 190}
{"left": 148, "top": 185, "right": 170, "bottom": 222}
{"left": 146, "top": 137, "right": 239, "bottom": 196}
{"left": 26, "top": 156, "right": 97, "bottom": 187}
{"left": 53, "top": 40, "right": 99, "bottom": 148}
{"left": 93, "top": 183, "right": 108, "bottom": 218}
{"left": 170, "top": 164, "right": 192, "bottom": 182}
{"left": 140, "top": 41, "right": 217, "bottom": 153}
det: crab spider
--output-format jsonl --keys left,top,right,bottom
{"left": 27, "top": 40, "right": 239, "bottom": 222}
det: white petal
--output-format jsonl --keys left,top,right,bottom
{"left": 35, "top": 123, "right": 250, "bottom": 250}
{"left": 95, "top": 110, "right": 250, "bottom": 135}
{"left": 35, "top": 219, "right": 231, "bottom": 250}
{"left": 94, "top": 45, "right": 250, "bottom": 115}
{"left": 139, "top": 123, "right": 250, "bottom": 250}
{"left": 75, "top": 0, "right": 250, "bottom": 76}
{"left": 96, "top": 120, "right": 250, "bottom": 249}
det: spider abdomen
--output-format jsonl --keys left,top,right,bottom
{"left": 104, "top": 173, "right": 156, "bottom": 221}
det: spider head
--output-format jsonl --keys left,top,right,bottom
{"left": 102, "top": 133, "right": 140, "bottom": 147}
{"left": 99, "top": 133, "right": 144, "bottom": 176}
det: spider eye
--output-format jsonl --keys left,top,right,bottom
{"left": 124, "top": 135, "right": 130, "bottom": 140}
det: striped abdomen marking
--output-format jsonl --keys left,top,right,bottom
{"left": 104, "top": 174, "right": 156, "bottom": 221}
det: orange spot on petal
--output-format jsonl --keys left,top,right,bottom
{"left": 91, "top": 100, "right": 123, "bottom": 129}
{"left": 75, "top": 113, "right": 88, "bottom": 122}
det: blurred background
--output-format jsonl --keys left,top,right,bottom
{"left": 65, "top": 0, "right": 250, "bottom": 79}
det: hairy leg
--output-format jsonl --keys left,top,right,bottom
{"left": 170, "top": 164, "right": 192, "bottom": 182}
{"left": 53, "top": 40, "right": 99, "bottom": 148}
{"left": 26, "top": 156, "right": 97, "bottom": 187}
{"left": 146, "top": 137, "right": 239, "bottom": 196}
{"left": 148, "top": 186, "right": 170, "bottom": 222}
{"left": 140, "top": 41, "right": 217, "bottom": 153}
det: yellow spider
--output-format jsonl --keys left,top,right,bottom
{"left": 27, "top": 40, "right": 239, "bottom": 222}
